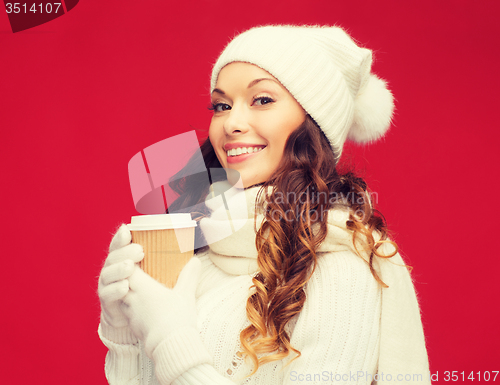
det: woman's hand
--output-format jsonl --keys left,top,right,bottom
{"left": 98, "top": 224, "right": 144, "bottom": 343}
{"left": 120, "top": 257, "right": 202, "bottom": 358}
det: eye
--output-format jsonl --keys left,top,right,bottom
{"left": 252, "top": 96, "right": 275, "bottom": 106}
{"left": 208, "top": 102, "right": 231, "bottom": 113}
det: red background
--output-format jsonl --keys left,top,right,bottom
{"left": 1, "top": 1, "right": 499, "bottom": 384}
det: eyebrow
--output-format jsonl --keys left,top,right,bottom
{"left": 247, "top": 78, "right": 280, "bottom": 88}
{"left": 211, "top": 78, "right": 280, "bottom": 96}
{"left": 212, "top": 88, "right": 225, "bottom": 95}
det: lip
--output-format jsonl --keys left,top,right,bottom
{"left": 223, "top": 142, "right": 267, "bottom": 151}
{"left": 226, "top": 147, "right": 265, "bottom": 164}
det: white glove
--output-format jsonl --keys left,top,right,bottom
{"left": 98, "top": 224, "right": 144, "bottom": 344}
{"left": 121, "top": 257, "right": 202, "bottom": 358}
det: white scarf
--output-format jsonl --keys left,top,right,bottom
{"left": 199, "top": 180, "right": 431, "bottom": 384}
{"left": 199, "top": 180, "right": 363, "bottom": 275}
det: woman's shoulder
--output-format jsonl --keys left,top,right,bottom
{"left": 292, "top": 250, "right": 382, "bottom": 345}
{"left": 308, "top": 250, "right": 380, "bottom": 296}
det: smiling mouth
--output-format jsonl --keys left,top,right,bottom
{"left": 226, "top": 146, "right": 266, "bottom": 157}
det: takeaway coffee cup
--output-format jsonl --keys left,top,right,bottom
{"left": 127, "top": 214, "right": 197, "bottom": 288}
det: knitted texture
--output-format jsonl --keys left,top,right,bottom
{"left": 100, "top": 250, "right": 381, "bottom": 385}
{"left": 153, "top": 327, "right": 214, "bottom": 384}
{"left": 98, "top": 324, "right": 141, "bottom": 384}
{"left": 98, "top": 225, "right": 144, "bottom": 345}
{"left": 210, "top": 25, "right": 394, "bottom": 160}
{"left": 99, "top": 182, "right": 430, "bottom": 384}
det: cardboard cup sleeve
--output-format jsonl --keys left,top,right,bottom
{"left": 128, "top": 214, "right": 196, "bottom": 288}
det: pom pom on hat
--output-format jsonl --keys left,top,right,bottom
{"left": 349, "top": 74, "right": 395, "bottom": 143}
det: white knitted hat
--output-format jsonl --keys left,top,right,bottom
{"left": 210, "top": 25, "right": 394, "bottom": 160}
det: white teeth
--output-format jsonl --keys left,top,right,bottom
{"left": 226, "top": 146, "right": 265, "bottom": 157}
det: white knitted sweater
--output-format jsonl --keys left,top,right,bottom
{"left": 98, "top": 182, "right": 431, "bottom": 385}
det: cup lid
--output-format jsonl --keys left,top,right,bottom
{"left": 127, "top": 213, "right": 197, "bottom": 231}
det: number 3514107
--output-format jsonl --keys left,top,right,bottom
{"left": 5, "top": 3, "right": 62, "bottom": 13}
{"left": 442, "top": 371, "right": 499, "bottom": 381}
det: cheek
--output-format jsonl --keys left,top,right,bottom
{"left": 209, "top": 116, "right": 226, "bottom": 140}
{"left": 282, "top": 100, "right": 306, "bottom": 132}
{"left": 208, "top": 121, "right": 216, "bottom": 142}
{"left": 208, "top": 126, "right": 222, "bottom": 163}
{"left": 267, "top": 125, "right": 293, "bottom": 152}
{"left": 265, "top": 139, "right": 287, "bottom": 165}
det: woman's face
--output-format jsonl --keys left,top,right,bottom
{"left": 209, "top": 62, "right": 306, "bottom": 188}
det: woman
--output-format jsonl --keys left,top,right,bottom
{"left": 98, "top": 25, "right": 431, "bottom": 385}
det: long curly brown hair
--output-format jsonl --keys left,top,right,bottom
{"left": 167, "top": 115, "right": 397, "bottom": 374}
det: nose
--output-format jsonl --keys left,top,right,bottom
{"left": 223, "top": 104, "right": 250, "bottom": 136}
